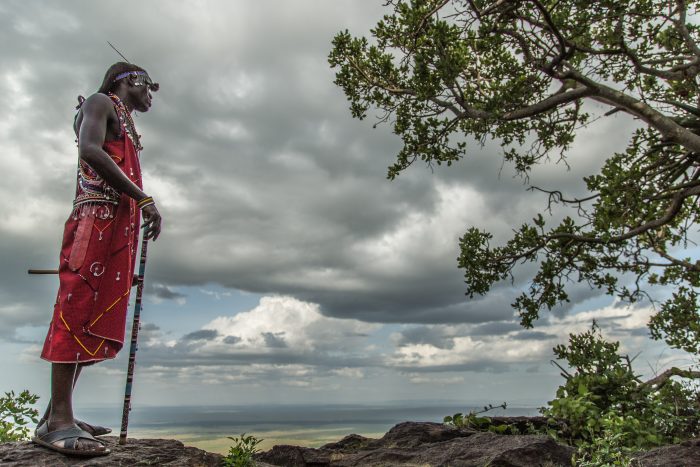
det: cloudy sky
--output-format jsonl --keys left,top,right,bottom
{"left": 0, "top": 0, "right": 689, "bottom": 411}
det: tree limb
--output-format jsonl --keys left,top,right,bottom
{"left": 673, "top": 0, "right": 700, "bottom": 59}
{"left": 563, "top": 67, "right": 700, "bottom": 153}
{"left": 642, "top": 367, "right": 700, "bottom": 389}
{"left": 413, "top": 0, "right": 451, "bottom": 39}
{"left": 502, "top": 86, "right": 591, "bottom": 120}
{"left": 546, "top": 183, "right": 700, "bottom": 244}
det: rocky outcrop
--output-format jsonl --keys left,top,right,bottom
{"left": 255, "top": 421, "right": 700, "bottom": 467}
{"left": 633, "top": 438, "right": 700, "bottom": 467}
{"left": 1, "top": 421, "right": 698, "bottom": 466}
{"left": 0, "top": 437, "right": 226, "bottom": 467}
{"left": 256, "top": 421, "right": 575, "bottom": 467}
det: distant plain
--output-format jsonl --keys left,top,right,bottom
{"left": 80, "top": 403, "right": 540, "bottom": 454}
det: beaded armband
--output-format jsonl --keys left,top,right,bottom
{"left": 137, "top": 196, "right": 155, "bottom": 210}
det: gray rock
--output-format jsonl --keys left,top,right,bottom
{"left": 634, "top": 438, "right": 700, "bottom": 467}
{"left": 0, "top": 437, "right": 224, "bottom": 467}
{"left": 2, "top": 422, "right": 698, "bottom": 467}
{"left": 253, "top": 419, "right": 700, "bottom": 467}
{"left": 256, "top": 421, "right": 575, "bottom": 466}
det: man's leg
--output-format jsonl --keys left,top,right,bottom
{"left": 45, "top": 363, "right": 105, "bottom": 452}
{"left": 40, "top": 364, "right": 83, "bottom": 422}
{"left": 39, "top": 363, "right": 110, "bottom": 436}
{"left": 48, "top": 363, "right": 77, "bottom": 428}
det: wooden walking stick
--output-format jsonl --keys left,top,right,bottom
{"left": 119, "top": 234, "right": 149, "bottom": 445}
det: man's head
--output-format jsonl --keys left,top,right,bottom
{"left": 98, "top": 62, "right": 159, "bottom": 112}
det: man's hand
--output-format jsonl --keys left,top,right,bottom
{"left": 142, "top": 204, "right": 162, "bottom": 241}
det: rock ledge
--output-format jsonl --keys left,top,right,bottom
{"left": 0, "top": 437, "right": 225, "bottom": 467}
{"left": 1, "top": 421, "right": 698, "bottom": 466}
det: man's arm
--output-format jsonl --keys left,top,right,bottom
{"left": 78, "top": 94, "right": 162, "bottom": 240}
{"left": 78, "top": 94, "right": 148, "bottom": 200}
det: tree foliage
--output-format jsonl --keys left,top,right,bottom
{"left": 444, "top": 325, "right": 699, "bottom": 463}
{"left": 0, "top": 390, "right": 39, "bottom": 442}
{"left": 544, "top": 323, "right": 699, "bottom": 445}
{"left": 544, "top": 323, "right": 699, "bottom": 463}
{"left": 329, "top": 0, "right": 700, "bottom": 353}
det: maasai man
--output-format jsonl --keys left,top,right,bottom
{"left": 33, "top": 62, "right": 162, "bottom": 457}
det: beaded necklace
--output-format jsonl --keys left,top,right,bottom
{"left": 108, "top": 93, "right": 142, "bottom": 152}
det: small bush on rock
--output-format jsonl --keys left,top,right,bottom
{"left": 444, "top": 403, "right": 522, "bottom": 434}
{"left": 445, "top": 322, "right": 699, "bottom": 465}
{"left": 0, "top": 390, "right": 39, "bottom": 442}
{"left": 542, "top": 322, "right": 699, "bottom": 449}
{"left": 545, "top": 322, "right": 698, "bottom": 464}
{"left": 223, "top": 432, "right": 262, "bottom": 467}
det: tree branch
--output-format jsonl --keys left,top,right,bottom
{"left": 527, "top": 0, "right": 569, "bottom": 72}
{"left": 642, "top": 367, "right": 700, "bottom": 389}
{"left": 528, "top": 186, "right": 600, "bottom": 206}
{"left": 673, "top": 0, "right": 700, "bottom": 59}
{"left": 651, "top": 244, "right": 700, "bottom": 272}
{"left": 502, "top": 86, "right": 591, "bottom": 120}
{"left": 413, "top": 0, "right": 451, "bottom": 39}
{"left": 546, "top": 183, "right": 700, "bottom": 244}
{"left": 563, "top": 67, "right": 700, "bottom": 153}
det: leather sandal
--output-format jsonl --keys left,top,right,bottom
{"left": 32, "top": 423, "right": 110, "bottom": 457}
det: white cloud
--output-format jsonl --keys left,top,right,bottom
{"left": 387, "top": 336, "right": 552, "bottom": 369}
{"left": 406, "top": 373, "right": 464, "bottom": 384}
{"left": 353, "top": 182, "right": 480, "bottom": 273}
{"left": 199, "top": 288, "right": 232, "bottom": 300}
{"left": 200, "top": 295, "right": 378, "bottom": 353}
{"left": 331, "top": 367, "right": 365, "bottom": 379}
{"left": 385, "top": 302, "right": 673, "bottom": 375}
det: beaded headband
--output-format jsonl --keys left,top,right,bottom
{"left": 113, "top": 70, "right": 159, "bottom": 91}
{"left": 114, "top": 70, "right": 148, "bottom": 81}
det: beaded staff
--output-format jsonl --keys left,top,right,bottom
{"left": 119, "top": 233, "right": 149, "bottom": 445}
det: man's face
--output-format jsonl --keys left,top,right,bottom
{"left": 131, "top": 73, "right": 157, "bottom": 112}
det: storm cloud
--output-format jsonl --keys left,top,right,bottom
{"left": 0, "top": 0, "right": 676, "bottom": 407}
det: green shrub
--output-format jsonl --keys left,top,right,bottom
{"left": 572, "top": 412, "right": 635, "bottom": 467}
{"left": 542, "top": 322, "right": 699, "bottom": 464}
{"left": 542, "top": 323, "right": 698, "bottom": 448}
{"left": 0, "top": 390, "right": 39, "bottom": 442}
{"left": 223, "top": 433, "right": 262, "bottom": 467}
{"left": 444, "top": 322, "right": 699, "bottom": 465}
{"left": 443, "top": 403, "right": 526, "bottom": 434}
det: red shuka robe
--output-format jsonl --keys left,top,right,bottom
{"left": 41, "top": 94, "right": 142, "bottom": 363}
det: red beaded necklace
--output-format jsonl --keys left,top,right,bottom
{"left": 108, "top": 93, "right": 142, "bottom": 152}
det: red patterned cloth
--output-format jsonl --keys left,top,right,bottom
{"left": 41, "top": 95, "right": 142, "bottom": 363}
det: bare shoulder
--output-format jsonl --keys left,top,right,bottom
{"left": 81, "top": 93, "right": 114, "bottom": 115}
{"left": 75, "top": 93, "right": 119, "bottom": 139}
{"left": 77, "top": 93, "right": 118, "bottom": 131}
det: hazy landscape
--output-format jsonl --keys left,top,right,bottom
{"left": 81, "top": 403, "right": 539, "bottom": 453}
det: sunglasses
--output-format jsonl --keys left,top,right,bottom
{"left": 134, "top": 74, "right": 160, "bottom": 92}
{"left": 114, "top": 71, "right": 160, "bottom": 92}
